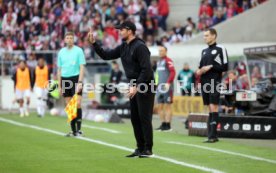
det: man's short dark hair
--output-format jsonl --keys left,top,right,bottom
{"left": 205, "top": 28, "right": 217, "bottom": 38}
{"left": 38, "top": 57, "right": 45, "bottom": 61}
{"left": 19, "top": 60, "right": 26, "bottom": 64}
{"left": 160, "top": 45, "right": 167, "bottom": 51}
{"left": 65, "top": 32, "right": 74, "bottom": 37}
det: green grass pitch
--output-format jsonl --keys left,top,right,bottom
{"left": 0, "top": 113, "right": 275, "bottom": 173}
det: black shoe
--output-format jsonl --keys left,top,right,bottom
{"left": 161, "top": 123, "right": 172, "bottom": 132}
{"left": 213, "top": 138, "right": 219, "bottom": 142}
{"left": 139, "top": 150, "right": 154, "bottom": 158}
{"left": 155, "top": 123, "right": 165, "bottom": 131}
{"left": 203, "top": 138, "right": 219, "bottom": 143}
{"left": 162, "top": 125, "right": 172, "bottom": 132}
{"left": 126, "top": 149, "right": 141, "bottom": 158}
{"left": 65, "top": 132, "right": 79, "bottom": 137}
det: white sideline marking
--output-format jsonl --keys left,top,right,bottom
{"left": 167, "top": 141, "right": 276, "bottom": 165}
{"left": 82, "top": 124, "right": 122, "bottom": 134}
{"left": 0, "top": 117, "right": 224, "bottom": 173}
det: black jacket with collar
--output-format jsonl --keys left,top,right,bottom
{"left": 93, "top": 38, "right": 154, "bottom": 84}
{"left": 199, "top": 43, "right": 229, "bottom": 83}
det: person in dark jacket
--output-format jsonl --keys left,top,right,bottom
{"left": 110, "top": 61, "right": 123, "bottom": 84}
{"left": 107, "top": 61, "right": 123, "bottom": 104}
{"left": 87, "top": 21, "right": 155, "bottom": 158}
{"left": 196, "top": 28, "right": 228, "bottom": 143}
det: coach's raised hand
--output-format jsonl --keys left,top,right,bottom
{"left": 87, "top": 27, "right": 95, "bottom": 44}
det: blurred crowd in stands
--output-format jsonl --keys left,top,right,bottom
{"left": 0, "top": 0, "right": 270, "bottom": 85}
{"left": 198, "top": 0, "right": 267, "bottom": 31}
{"left": 0, "top": 0, "right": 171, "bottom": 60}
{"left": 0, "top": 0, "right": 268, "bottom": 60}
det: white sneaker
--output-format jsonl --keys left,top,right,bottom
{"left": 20, "top": 113, "right": 24, "bottom": 118}
{"left": 25, "top": 110, "right": 29, "bottom": 117}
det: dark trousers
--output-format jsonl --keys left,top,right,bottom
{"left": 130, "top": 91, "right": 155, "bottom": 152}
{"left": 159, "top": 15, "right": 168, "bottom": 31}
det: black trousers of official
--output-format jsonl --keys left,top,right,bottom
{"left": 130, "top": 91, "right": 155, "bottom": 152}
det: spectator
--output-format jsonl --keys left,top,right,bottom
{"left": 221, "top": 70, "right": 237, "bottom": 114}
{"left": 251, "top": 65, "right": 262, "bottom": 86}
{"left": 158, "top": 0, "right": 170, "bottom": 31}
{"left": 213, "top": 10, "right": 225, "bottom": 25}
{"left": 79, "top": 16, "right": 92, "bottom": 33}
{"left": 0, "top": 38, "right": 6, "bottom": 54}
{"left": 39, "top": 30, "right": 50, "bottom": 43}
{"left": 236, "top": 74, "right": 249, "bottom": 89}
{"left": 5, "top": 35, "right": 17, "bottom": 51}
{"left": 143, "top": 14, "right": 156, "bottom": 37}
{"left": 198, "top": 18, "right": 208, "bottom": 31}
{"left": 63, "top": 0, "right": 74, "bottom": 15}
{"left": 69, "top": 10, "right": 83, "bottom": 26}
{"left": 15, "top": 41, "right": 25, "bottom": 51}
{"left": 131, "top": 17, "right": 144, "bottom": 39}
{"left": 241, "top": 0, "right": 250, "bottom": 12}
{"left": 116, "top": 13, "right": 126, "bottom": 25}
{"left": 199, "top": 0, "right": 213, "bottom": 18}
{"left": 213, "top": 0, "right": 227, "bottom": 15}
{"left": 82, "top": 40, "right": 92, "bottom": 60}
{"left": 198, "top": 0, "right": 265, "bottom": 30}
{"left": 185, "top": 17, "right": 196, "bottom": 32}
{"left": 17, "top": 7, "right": 30, "bottom": 25}
{"left": 182, "top": 28, "right": 193, "bottom": 42}
{"left": 32, "top": 35, "right": 43, "bottom": 50}
{"left": 226, "top": 2, "right": 237, "bottom": 18}
{"left": 104, "top": 21, "right": 119, "bottom": 42}
{"left": 177, "top": 63, "right": 195, "bottom": 96}
{"left": 102, "top": 31, "right": 116, "bottom": 49}
{"left": 145, "top": 35, "right": 157, "bottom": 47}
{"left": 106, "top": 7, "right": 118, "bottom": 25}
{"left": 235, "top": 61, "right": 247, "bottom": 75}
{"left": 2, "top": 7, "right": 17, "bottom": 34}
{"left": 172, "top": 22, "right": 185, "bottom": 37}
{"left": 114, "top": 0, "right": 124, "bottom": 14}
{"left": 148, "top": 0, "right": 159, "bottom": 18}
{"left": 0, "top": 3, "right": 5, "bottom": 19}
{"left": 127, "top": 0, "right": 140, "bottom": 16}
{"left": 110, "top": 61, "right": 123, "bottom": 84}
{"left": 168, "top": 29, "right": 182, "bottom": 44}
{"left": 198, "top": 13, "right": 213, "bottom": 31}
{"left": 159, "top": 36, "right": 171, "bottom": 47}
{"left": 224, "top": 70, "right": 238, "bottom": 91}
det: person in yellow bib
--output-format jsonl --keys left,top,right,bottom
{"left": 33, "top": 57, "right": 50, "bottom": 117}
{"left": 12, "top": 60, "right": 34, "bottom": 117}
